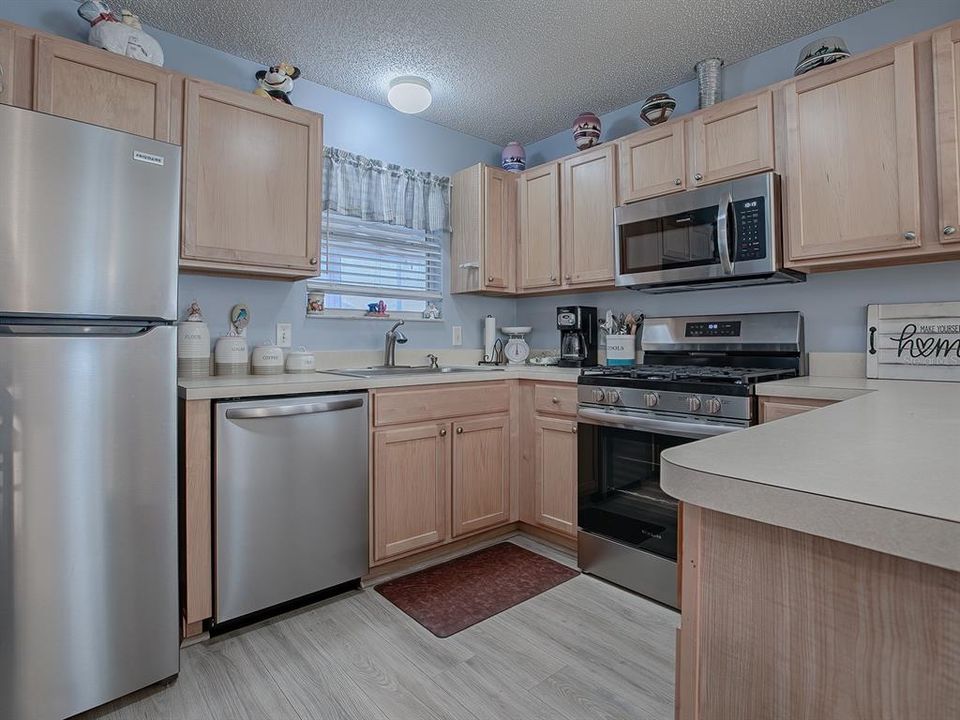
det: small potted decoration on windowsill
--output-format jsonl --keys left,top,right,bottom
{"left": 365, "top": 300, "right": 390, "bottom": 318}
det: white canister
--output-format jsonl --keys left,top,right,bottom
{"left": 177, "top": 320, "right": 210, "bottom": 378}
{"left": 214, "top": 336, "right": 248, "bottom": 376}
{"left": 605, "top": 334, "right": 636, "bottom": 366}
{"left": 285, "top": 347, "right": 316, "bottom": 374}
{"left": 251, "top": 341, "right": 284, "bottom": 375}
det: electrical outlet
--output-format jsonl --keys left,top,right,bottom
{"left": 276, "top": 322, "right": 292, "bottom": 348}
{"left": 452, "top": 325, "right": 462, "bottom": 346}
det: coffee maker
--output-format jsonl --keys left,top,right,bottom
{"left": 557, "top": 306, "right": 598, "bottom": 367}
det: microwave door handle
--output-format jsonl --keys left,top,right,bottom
{"left": 716, "top": 192, "right": 735, "bottom": 275}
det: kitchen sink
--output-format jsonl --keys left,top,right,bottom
{"left": 322, "top": 365, "right": 505, "bottom": 378}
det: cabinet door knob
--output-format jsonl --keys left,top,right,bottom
{"left": 550, "top": 275, "right": 557, "bottom": 282}
{"left": 456, "top": 426, "right": 463, "bottom": 434}
{"left": 551, "top": 396, "right": 560, "bottom": 404}
{"left": 564, "top": 274, "right": 572, "bottom": 281}
{"left": 694, "top": 173, "right": 703, "bottom": 181}
{"left": 487, "top": 275, "right": 494, "bottom": 282}
{"left": 674, "top": 178, "right": 682, "bottom": 186}
{"left": 439, "top": 428, "right": 447, "bottom": 437}
{"left": 903, "top": 231, "right": 917, "bottom": 241}
{"left": 945, "top": 226, "right": 958, "bottom": 237}
{"left": 309, "top": 257, "right": 318, "bottom": 265}
{"left": 571, "top": 426, "right": 577, "bottom": 434}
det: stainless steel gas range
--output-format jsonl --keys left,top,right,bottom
{"left": 576, "top": 312, "right": 805, "bottom": 608}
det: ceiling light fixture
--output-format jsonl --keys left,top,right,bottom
{"left": 387, "top": 76, "right": 432, "bottom": 114}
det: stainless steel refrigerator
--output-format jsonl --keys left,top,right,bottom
{"left": 0, "top": 105, "right": 181, "bottom": 720}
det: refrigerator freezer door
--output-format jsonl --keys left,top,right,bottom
{"left": 0, "top": 105, "right": 180, "bottom": 321}
{"left": 0, "top": 326, "right": 178, "bottom": 720}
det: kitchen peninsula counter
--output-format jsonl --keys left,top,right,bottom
{"left": 662, "top": 376, "right": 960, "bottom": 570}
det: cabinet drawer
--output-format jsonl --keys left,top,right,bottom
{"left": 758, "top": 396, "right": 835, "bottom": 423}
{"left": 533, "top": 383, "right": 578, "bottom": 417}
{"left": 373, "top": 382, "right": 510, "bottom": 426}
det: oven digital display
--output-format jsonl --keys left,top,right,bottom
{"left": 685, "top": 321, "right": 741, "bottom": 337}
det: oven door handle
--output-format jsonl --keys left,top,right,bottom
{"left": 716, "top": 191, "right": 735, "bottom": 275}
{"left": 577, "top": 407, "right": 744, "bottom": 439}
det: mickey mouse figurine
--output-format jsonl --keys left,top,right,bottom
{"left": 253, "top": 63, "right": 301, "bottom": 105}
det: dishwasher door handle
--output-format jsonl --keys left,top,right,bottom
{"left": 225, "top": 397, "right": 364, "bottom": 420}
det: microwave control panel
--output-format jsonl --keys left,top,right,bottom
{"left": 733, "top": 197, "right": 766, "bottom": 261}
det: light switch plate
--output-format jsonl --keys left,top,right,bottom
{"left": 276, "top": 322, "right": 292, "bottom": 348}
{"left": 452, "top": 325, "right": 462, "bottom": 346}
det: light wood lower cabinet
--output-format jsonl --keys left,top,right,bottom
{"left": 34, "top": 36, "right": 174, "bottom": 142}
{"left": 0, "top": 23, "right": 15, "bottom": 106}
{"left": 180, "top": 79, "right": 323, "bottom": 277}
{"left": 758, "top": 395, "right": 836, "bottom": 423}
{"left": 370, "top": 384, "right": 514, "bottom": 564}
{"left": 676, "top": 505, "right": 960, "bottom": 720}
{"left": 534, "top": 416, "right": 578, "bottom": 537}
{"left": 451, "top": 415, "right": 510, "bottom": 537}
{"left": 372, "top": 422, "right": 449, "bottom": 562}
{"left": 934, "top": 25, "right": 960, "bottom": 245}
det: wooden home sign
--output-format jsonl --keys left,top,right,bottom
{"left": 867, "top": 302, "right": 960, "bottom": 381}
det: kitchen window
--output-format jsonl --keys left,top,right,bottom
{"left": 307, "top": 212, "right": 443, "bottom": 319}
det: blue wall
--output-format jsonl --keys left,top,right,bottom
{"left": 519, "top": 0, "right": 960, "bottom": 352}
{"left": 5, "top": 0, "right": 960, "bottom": 355}
{"left": 0, "top": 0, "right": 514, "bottom": 353}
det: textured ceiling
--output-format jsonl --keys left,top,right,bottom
{"left": 122, "top": 0, "right": 885, "bottom": 146}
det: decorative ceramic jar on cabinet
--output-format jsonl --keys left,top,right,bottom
{"left": 573, "top": 112, "right": 601, "bottom": 150}
{"left": 501, "top": 141, "right": 526, "bottom": 172}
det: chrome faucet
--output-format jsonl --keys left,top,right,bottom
{"left": 383, "top": 320, "right": 407, "bottom": 367}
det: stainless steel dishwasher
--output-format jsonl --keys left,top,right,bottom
{"left": 214, "top": 393, "right": 368, "bottom": 623}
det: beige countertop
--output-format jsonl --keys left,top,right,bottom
{"left": 178, "top": 365, "right": 580, "bottom": 400}
{"left": 662, "top": 376, "right": 960, "bottom": 571}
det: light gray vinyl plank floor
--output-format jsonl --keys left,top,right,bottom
{"left": 78, "top": 538, "right": 676, "bottom": 720}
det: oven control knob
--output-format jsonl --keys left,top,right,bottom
{"left": 643, "top": 392, "right": 660, "bottom": 408}
{"left": 592, "top": 389, "right": 606, "bottom": 403}
{"left": 687, "top": 396, "right": 703, "bottom": 412}
{"left": 605, "top": 389, "right": 621, "bottom": 404}
{"left": 704, "top": 397, "right": 722, "bottom": 415}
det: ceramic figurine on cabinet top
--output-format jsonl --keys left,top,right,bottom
{"left": 572, "top": 112, "right": 601, "bottom": 150}
{"left": 77, "top": 1, "right": 164, "bottom": 66}
{"left": 253, "top": 63, "right": 301, "bottom": 105}
{"left": 639, "top": 93, "right": 677, "bottom": 126}
{"left": 501, "top": 141, "right": 526, "bottom": 172}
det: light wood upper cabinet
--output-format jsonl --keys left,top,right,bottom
{"left": 933, "top": 25, "right": 960, "bottom": 245}
{"left": 518, "top": 162, "right": 562, "bottom": 290}
{"left": 34, "top": 36, "right": 173, "bottom": 141}
{"left": 450, "top": 164, "right": 516, "bottom": 293}
{"left": 483, "top": 167, "right": 517, "bottom": 290}
{"left": 451, "top": 414, "right": 510, "bottom": 537}
{"left": 561, "top": 143, "right": 617, "bottom": 287}
{"left": 0, "top": 24, "right": 14, "bottom": 106}
{"left": 181, "top": 80, "right": 322, "bottom": 277}
{"left": 534, "top": 416, "right": 577, "bottom": 537}
{"left": 688, "top": 90, "right": 774, "bottom": 186}
{"left": 372, "top": 423, "right": 449, "bottom": 562}
{"left": 783, "top": 43, "right": 922, "bottom": 264}
{"left": 618, "top": 122, "right": 686, "bottom": 203}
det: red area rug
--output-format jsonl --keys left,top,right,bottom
{"left": 376, "top": 542, "right": 579, "bottom": 637}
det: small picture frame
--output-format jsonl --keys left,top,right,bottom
{"left": 306, "top": 290, "right": 325, "bottom": 316}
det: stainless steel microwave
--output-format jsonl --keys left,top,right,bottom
{"left": 614, "top": 172, "right": 804, "bottom": 292}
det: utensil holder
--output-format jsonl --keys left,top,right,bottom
{"left": 605, "top": 334, "right": 636, "bottom": 366}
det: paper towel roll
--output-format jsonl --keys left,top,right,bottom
{"left": 483, "top": 315, "right": 496, "bottom": 361}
